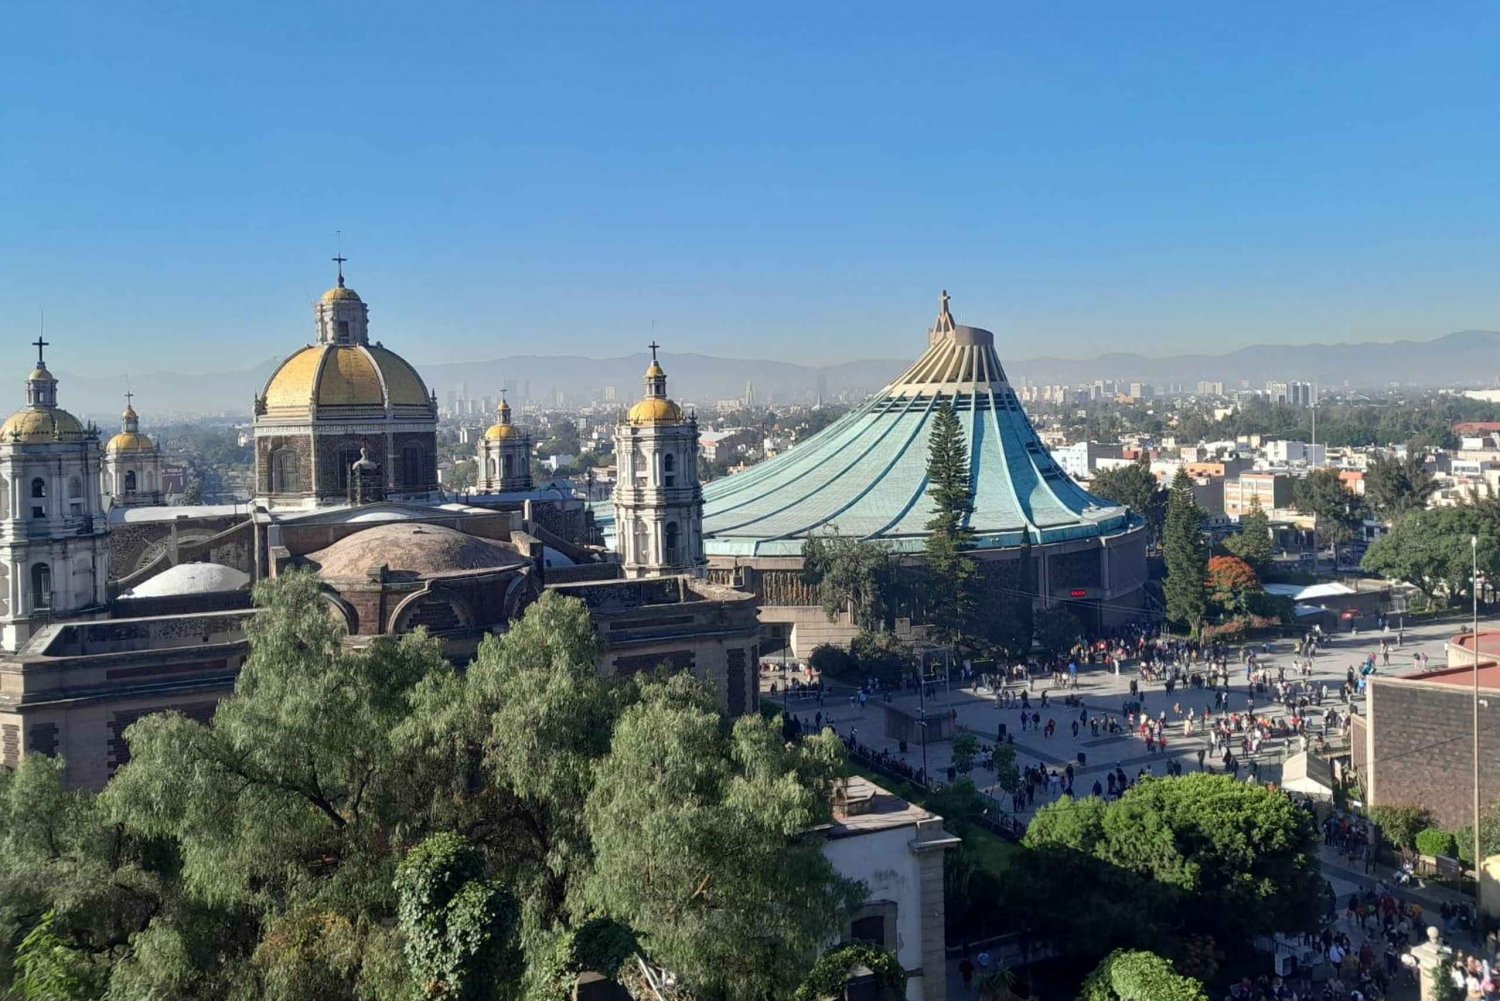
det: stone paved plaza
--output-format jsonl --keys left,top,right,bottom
{"left": 763, "top": 613, "right": 1496, "bottom": 826}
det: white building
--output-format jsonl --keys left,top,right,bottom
{"left": 475, "top": 396, "right": 533, "bottom": 492}
{"left": 821, "top": 776, "right": 958, "bottom": 1001}
{"left": 102, "top": 394, "right": 163, "bottom": 508}
{"left": 1052, "top": 441, "right": 1124, "bottom": 481}
{"left": 1263, "top": 440, "right": 1327, "bottom": 467}
{"left": 0, "top": 342, "right": 109, "bottom": 652}
{"left": 612, "top": 346, "right": 705, "bottom": 578}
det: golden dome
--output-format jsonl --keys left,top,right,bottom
{"left": 627, "top": 397, "right": 684, "bottom": 425}
{"left": 484, "top": 423, "right": 522, "bottom": 441}
{"left": 106, "top": 431, "right": 154, "bottom": 453}
{"left": 322, "top": 285, "right": 362, "bottom": 302}
{"left": 122, "top": 403, "right": 138, "bottom": 422}
{"left": 1, "top": 407, "right": 86, "bottom": 442}
{"left": 645, "top": 361, "right": 665, "bottom": 378}
{"left": 28, "top": 366, "right": 55, "bottom": 382}
{"left": 261, "top": 344, "right": 431, "bottom": 411}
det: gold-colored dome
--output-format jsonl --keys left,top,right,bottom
{"left": 645, "top": 361, "right": 665, "bottom": 378}
{"left": 106, "top": 431, "right": 154, "bottom": 453}
{"left": 627, "top": 397, "right": 684, "bottom": 425}
{"left": 122, "top": 403, "right": 138, "bottom": 421}
{"left": 484, "top": 423, "right": 522, "bottom": 441}
{"left": 1, "top": 407, "right": 86, "bottom": 442}
{"left": 261, "top": 344, "right": 431, "bottom": 411}
{"left": 28, "top": 366, "right": 55, "bottom": 382}
{"left": 321, "top": 285, "right": 362, "bottom": 302}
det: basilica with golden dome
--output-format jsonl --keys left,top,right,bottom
{"left": 475, "top": 394, "right": 533, "bottom": 493}
{"left": 252, "top": 260, "right": 438, "bottom": 507}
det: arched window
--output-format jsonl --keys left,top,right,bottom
{"left": 30, "top": 563, "right": 51, "bottom": 610}
{"left": 665, "top": 521, "right": 680, "bottom": 565}
{"left": 402, "top": 444, "right": 426, "bottom": 488}
{"left": 271, "top": 448, "right": 301, "bottom": 494}
{"left": 68, "top": 476, "right": 81, "bottom": 498}
{"left": 123, "top": 470, "right": 137, "bottom": 495}
{"left": 335, "top": 445, "right": 362, "bottom": 492}
{"left": 30, "top": 478, "right": 45, "bottom": 498}
{"left": 663, "top": 452, "right": 676, "bottom": 487}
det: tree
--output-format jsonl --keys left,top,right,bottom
{"left": 951, "top": 733, "right": 979, "bottom": 776}
{"left": 1206, "top": 555, "right": 1260, "bottom": 620}
{"left": 1293, "top": 468, "right": 1363, "bottom": 567}
{"left": 1021, "top": 774, "right": 1322, "bottom": 965}
{"left": 794, "top": 942, "right": 905, "bottom": 1001}
{"left": 801, "top": 529, "right": 899, "bottom": 632}
{"left": 394, "top": 833, "right": 520, "bottom": 999}
{"left": 1366, "top": 805, "right": 1434, "bottom": 853}
{"left": 583, "top": 680, "right": 861, "bottom": 999}
{"left": 1365, "top": 448, "right": 1437, "bottom": 522}
{"left": 1163, "top": 470, "right": 1209, "bottom": 636}
{"left": 41, "top": 577, "right": 866, "bottom": 1000}
{"left": 180, "top": 478, "right": 205, "bottom": 504}
{"left": 1090, "top": 459, "right": 1169, "bottom": 545}
{"left": 1079, "top": 949, "right": 1208, "bottom": 1001}
{"left": 1362, "top": 505, "right": 1500, "bottom": 605}
{"left": 923, "top": 403, "right": 980, "bottom": 645}
{"left": 1032, "top": 606, "right": 1080, "bottom": 656}
{"left": 446, "top": 459, "right": 478, "bottom": 491}
{"left": 1222, "top": 499, "right": 1273, "bottom": 572}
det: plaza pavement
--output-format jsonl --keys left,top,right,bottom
{"left": 763, "top": 613, "right": 1491, "bottom": 828}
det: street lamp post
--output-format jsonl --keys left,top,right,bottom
{"left": 1475, "top": 534, "right": 1485, "bottom": 928}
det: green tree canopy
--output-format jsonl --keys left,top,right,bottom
{"left": 1090, "top": 459, "right": 1169, "bottom": 545}
{"left": 1079, "top": 949, "right": 1209, "bottom": 1001}
{"left": 1018, "top": 774, "right": 1322, "bottom": 967}
{"left": 1222, "top": 499, "right": 1274, "bottom": 572}
{"left": 801, "top": 529, "right": 900, "bottom": 632}
{"left": 1363, "top": 448, "right": 1438, "bottom": 522}
{"left": 7, "top": 575, "right": 864, "bottom": 1001}
{"left": 1293, "top": 468, "right": 1364, "bottom": 565}
{"left": 1361, "top": 504, "right": 1500, "bottom": 604}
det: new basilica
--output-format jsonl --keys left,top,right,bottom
{"left": 0, "top": 265, "right": 758, "bottom": 786}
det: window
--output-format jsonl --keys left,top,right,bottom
{"left": 402, "top": 444, "right": 426, "bottom": 488}
{"left": 502, "top": 454, "right": 514, "bottom": 479}
{"left": 123, "top": 470, "right": 137, "bottom": 495}
{"left": 30, "top": 563, "right": 50, "bottom": 610}
{"left": 664, "top": 452, "right": 675, "bottom": 487}
{"left": 336, "top": 319, "right": 351, "bottom": 342}
{"left": 30, "top": 478, "right": 45, "bottom": 499}
{"left": 271, "top": 448, "right": 301, "bottom": 494}
{"left": 664, "top": 521, "right": 680, "bottom": 565}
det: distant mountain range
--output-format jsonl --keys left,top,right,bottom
{"left": 48, "top": 329, "right": 1500, "bottom": 419}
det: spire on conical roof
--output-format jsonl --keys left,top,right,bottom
{"left": 931, "top": 290, "right": 956, "bottom": 340}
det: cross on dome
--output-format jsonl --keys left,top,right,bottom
{"left": 32, "top": 335, "right": 48, "bottom": 367}
{"left": 333, "top": 253, "right": 348, "bottom": 288}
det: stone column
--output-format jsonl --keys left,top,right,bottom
{"left": 1408, "top": 926, "right": 1451, "bottom": 1001}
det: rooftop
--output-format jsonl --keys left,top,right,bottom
{"left": 825, "top": 775, "right": 939, "bottom": 839}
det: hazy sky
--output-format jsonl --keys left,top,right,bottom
{"left": 5, "top": 2, "right": 1500, "bottom": 376}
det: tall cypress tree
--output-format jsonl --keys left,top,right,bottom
{"left": 1164, "top": 469, "right": 1209, "bottom": 636}
{"left": 924, "top": 403, "right": 979, "bottom": 645}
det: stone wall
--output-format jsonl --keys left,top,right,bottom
{"left": 256, "top": 433, "right": 314, "bottom": 498}
{"left": 1366, "top": 675, "right": 1500, "bottom": 830}
{"left": 108, "top": 514, "right": 251, "bottom": 583}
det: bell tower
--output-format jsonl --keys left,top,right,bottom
{"left": 612, "top": 344, "right": 704, "bottom": 578}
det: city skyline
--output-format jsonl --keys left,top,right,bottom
{"left": 7, "top": 3, "right": 1500, "bottom": 373}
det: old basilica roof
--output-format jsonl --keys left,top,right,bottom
{"left": 257, "top": 270, "right": 434, "bottom": 417}
{"left": 1, "top": 346, "right": 92, "bottom": 444}
{"left": 304, "top": 522, "right": 527, "bottom": 582}
{"left": 697, "top": 293, "right": 1132, "bottom": 556}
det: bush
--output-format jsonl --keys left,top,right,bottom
{"left": 1368, "top": 805, "right": 1434, "bottom": 853}
{"left": 794, "top": 942, "right": 905, "bottom": 1001}
{"left": 809, "top": 643, "right": 859, "bottom": 683}
{"left": 1080, "top": 949, "right": 1208, "bottom": 1001}
{"left": 849, "top": 630, "right": 909, "bottom": 684}
{"left": 1416, "top": 827, "right": 1459, "bottom": 859}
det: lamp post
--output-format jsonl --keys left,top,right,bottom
{"left": 1475, "top": 534, "right": 1485, "bottom": 928}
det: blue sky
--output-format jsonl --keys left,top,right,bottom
{"left": 4, "top": 1, "right": 1500, "bottom": 375}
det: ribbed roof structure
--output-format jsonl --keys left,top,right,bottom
{"left": 700, "top": 293, "right": 1131, "bottom": 556}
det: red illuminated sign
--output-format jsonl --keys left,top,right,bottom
{"left": 1068, "top": 589, "right": 1088, "bottom": 599}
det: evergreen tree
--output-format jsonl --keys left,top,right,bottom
{"left": 1163, "top": 469, "right": 1208, "bottom": 637}
{"left": 1223, "top": 497, "right": 1274, "bottom": 572}
{"left": 1090, "top": 458, "right": 1169, "bottom": 545}
{"left": 923, "top": 404, "right": 979, "bottom": 645}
